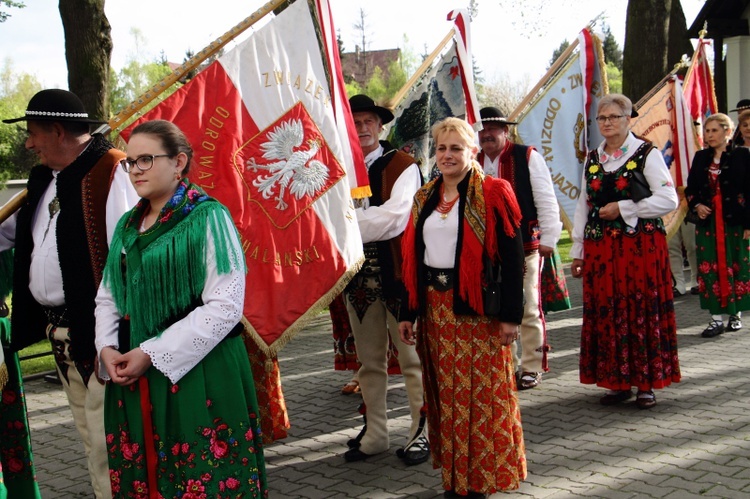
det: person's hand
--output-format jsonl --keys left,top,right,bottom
{"left": 499, "top": 322, "right": 519, "bottom": 346}
{"left": 598, "top": 202, "right": 621, "bottom": 221}
{"left": 100, "top": 347, "right": 129, "bottom": 385}
{"left": 93, "top": 355, "right": 106, "bottom": 385}
{"left": 113, "top": 348, "right": 152, "bottom": 386}
{"left": 571, "top": 258, "right": 584, "bottom": 278}
{"left": 744, "top": 229, "right": 750, "bottom": 241}
{"left": 399, "top": 321, "right": 416, "bottom": 346}
{"left": 695, "top": 203, "right": 712, "bottom": 220}
{"left": 539, "top": 245, "right": 554, "bottom": 259}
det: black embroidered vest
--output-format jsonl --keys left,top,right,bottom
{"left": 11, "top": 135, "right": 122, "bottom": 361}
{"left": 480, "top": 145, "right": 540, "bottom": 251}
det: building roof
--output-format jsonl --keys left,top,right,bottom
{"left": 687, "top": 0, "right": 750, "bottom": 38}
{"left": 340, "top": 48, "right": 401, "bottom": 87}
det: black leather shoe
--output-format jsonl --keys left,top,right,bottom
{"left": 401, "top": 435, "right": 429, "bottom": 465}
{"left": 691, "top": 286, "right": 700, "bottom": 295}
{"left": 344, "top": 447, "right": 373, "bottom": 462}
{"left": 701, "top": 320, "right": 725, "bottom": 338}
{"left": 443, "top": 492, "right": 485, "bottom": 498}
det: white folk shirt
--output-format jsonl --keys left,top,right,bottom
{"left": 355, "top": 145, "right": 421, "bottom": 243}
{"left": 0, "top": 163, "right": 138, "bottom": 307}
{"left": 94, "top": 211, "right": 245, "bottom": 384}
{"left": 482, "top": 148, "right": 563, "bottom": 248}
{"left": 570, "top": 133, "right": 678, "bottom": 260}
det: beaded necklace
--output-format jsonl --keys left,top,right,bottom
{"left": 436, "top": 184, "right": 459, "bottom": 219}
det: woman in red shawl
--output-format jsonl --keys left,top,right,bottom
{"left": 398, "top": 117, "right": 526, "bottom": 498}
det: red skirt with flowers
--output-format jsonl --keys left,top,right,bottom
{"left": 579, "top": 230, "right": 680, "bottom": 391}
{"left": 417, "top": 287, "right": 526, "bottom": 495}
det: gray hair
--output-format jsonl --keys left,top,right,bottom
{"left": 597, "top": 93, "right": 633, "bottom": 117}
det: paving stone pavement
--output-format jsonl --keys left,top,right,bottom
{"left": 24, "top": 266, "right": 750, "bottom": 498}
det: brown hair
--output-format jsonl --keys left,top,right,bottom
{"left": 130, "top": 120, "right": 194, "bottom": 176}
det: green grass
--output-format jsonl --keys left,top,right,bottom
{"left": 18, "top": 340, "right": 56, "bottom": 376}
{"left": 557, "top": 229, "right": 572, "bottom": 264}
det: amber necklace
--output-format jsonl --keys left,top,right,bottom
{"left": 436, "top": 184, "right": 459, "bottom": 220}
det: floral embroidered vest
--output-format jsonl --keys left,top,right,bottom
{"left": 583, "top": 142, "right": 664, "bottom": 241}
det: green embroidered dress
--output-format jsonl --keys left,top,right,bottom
{"left": 95, "top": 181, "right": 267, "bottom": 498}
{"left": 0, "top": 249, "right": 42, "bottom": 499}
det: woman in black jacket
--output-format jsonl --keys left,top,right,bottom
{"left": 685, "top": 113, "right": 750, "bottom": 337}
{"left": 398, "top": 117, "right": 526, "bottom": 498}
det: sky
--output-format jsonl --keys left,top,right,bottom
{"left": 0, "top": 0, "right": 706, "bottom": 92}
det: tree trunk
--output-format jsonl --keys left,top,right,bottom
{"left": 623, "top": 0, "right": 672, "bottom": 102}
{"left": 667, "top": 0, "right": 694, "bottom": 69}
{"left": 59, "top": 0, "right": 113, "bottom": 121}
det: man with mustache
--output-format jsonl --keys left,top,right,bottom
{"left": 477, "top": 106, "right": 562, "bottom": 390}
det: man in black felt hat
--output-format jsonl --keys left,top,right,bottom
{"left": 731, "top": 99, "right": 750, "bottom": 148}
{"left": 341, "top": 94, "right": 428, "bottom": 465}
{"left": 477, "top": 106, "right": 562, "bottom": 390}
{"left": 0, "top": 89, "right": 138, "bottom": 498}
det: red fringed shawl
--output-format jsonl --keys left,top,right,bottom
{"left": 402, "top": 165, "right": 522, "bottom": 315}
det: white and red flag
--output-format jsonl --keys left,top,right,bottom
{"left": 447, "top": 9, "right": 482, "bottom": 131}
{"left": 121, "top": 0, "right": 366, "bottom": 354}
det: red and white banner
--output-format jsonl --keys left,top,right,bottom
{"left": 447, "top": 9, "right": 481, "bottom": 131}
{"left": 683, "top": 38, "right": 718, "bottom": 145}
{"left": 632, "top": 76, "right": 700, "bottom": 235}
{"left": 121, "top": 0, "right": 366, "bottom": 354}
{"left": 632, "top": 77, "right": 697, "bottom": 189}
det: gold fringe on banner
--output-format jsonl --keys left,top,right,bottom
{"left": 241, "top": 255, "right": 364, "bottom": 356}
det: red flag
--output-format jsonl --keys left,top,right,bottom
{"left": 683, "top": 38, "right": 719, "bottom": 142}
{"left": 120, "top": 0, "right": 366, "bottom": 354}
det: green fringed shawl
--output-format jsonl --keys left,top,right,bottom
{"left": 102, "top": 183, "right": 245, "bottom": 348}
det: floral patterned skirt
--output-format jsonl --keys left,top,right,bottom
{"left": 580, "top": 231, "right": 680, "bottom": 391}
{"left": 0, "top": 319, "right": 42, "bottom": 499}
{"left": 417, "top": 287, "right": 526, "bottom": 495}
{"left": 105, "top": 335, "right": 267, "bottom": 498}
{"left": 694, "top": 220, "right": 750, "bottom": 315}
{"left": 541, "top": 248, "right": 571, "bottom": 313}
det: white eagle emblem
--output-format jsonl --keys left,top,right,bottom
{"left": 246, "top": 118, "right": 329, "bottom": 210}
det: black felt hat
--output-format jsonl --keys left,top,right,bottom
{"left": 731, "top": 99, "right": 750, "bottom": 112}
{"left": 479, "top": 107, "right": 517, "bottom": 125}
{"left": 349, "top": 94, "right": 394, "bottom": 124}
{"left": 3, "top": 89, "right": 106, "bottom": 124}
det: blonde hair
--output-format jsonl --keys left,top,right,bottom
{"left": 431, "top": 117, "right": 476, "bottom": 148}
{"left": 738, "top": 110, "right": 750, "bottom": 126}
{"left": 705, "top": 113, "right": 734, "bottom": 133}
{"left": 598, "top": 93, "right": 633, "bottom": 117}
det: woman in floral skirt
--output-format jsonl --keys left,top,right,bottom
{"left": 571, "top": 93, "right": 680, "bottom": 409}
{"left": 685, "top": 113, "right": 750, "bottom": 338}
{"left": 95, "top": 120, "right": 267, "bottom": 498}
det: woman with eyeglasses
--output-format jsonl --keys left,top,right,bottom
{"left": 571, "top": 93, "right": 680, "bottom": 409}
{"left": 685, "top": 114, "right": 750, "bottom": 339}
{"left": 94, "top": 120, "right": 267, "bottom": 497}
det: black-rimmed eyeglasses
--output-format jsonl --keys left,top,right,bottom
{"left": 120, "top": 154, "right": 171, "bottom": 173}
